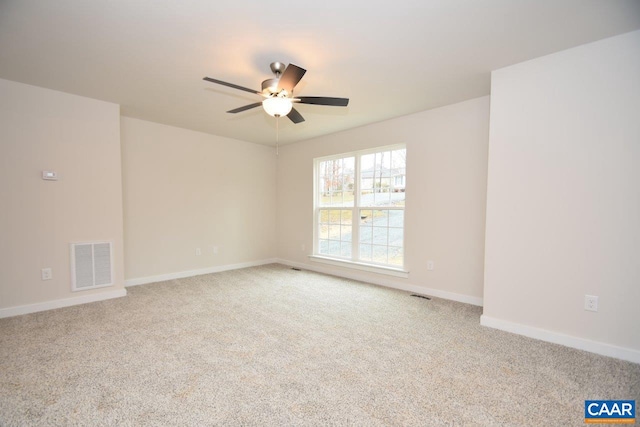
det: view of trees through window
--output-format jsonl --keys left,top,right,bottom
{"left": 315, "top": 145, "right": 406, "bottom": 268}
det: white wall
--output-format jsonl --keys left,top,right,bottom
{"left": 277, "top": 97, "right": 489, "bottom": 304}
{"left": 120, "top": 117, "right": 277, "bottom": 283}
{"left": 0, "top": 79, "right": 125, "bottom": 316}
{"left": 483, "top": 30, "right": 640, "bottom": 362}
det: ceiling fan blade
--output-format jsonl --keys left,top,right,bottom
{"left": 297, "top": 96, "right": 349, "bottom": 107}
{"left": 203, "top": 77, "right": 261, "bottom": 95}
{"left": 277, "top": 64, "right": 306, "bottom": 93}
{"left": 287, "top": 107, "right": 305, "bottom": 124}
{"left": 227, "top": 102, "right": 262, "bottom": 114}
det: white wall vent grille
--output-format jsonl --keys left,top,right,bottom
{"left": 70, "top": 242, "right": 113, "bottom": 291}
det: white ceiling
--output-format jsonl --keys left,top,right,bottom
{"left": 1, "top": 1, "right": 639, "bottom": 146}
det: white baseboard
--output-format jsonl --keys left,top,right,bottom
{"left": 0, "top": 288, "right": 127, "bottom": 319}
{"left": 124, "top": 258, "right": 279, "bottom": 287}
{"left": 481, "top": 315, "right": 640, "bottom": 364}
{"left": 276, "top": 258, "right": 483, "bottom": 307}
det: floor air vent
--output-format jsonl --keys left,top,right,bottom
{"left": 71, "top": 242, "right": 113, "bottom": 291}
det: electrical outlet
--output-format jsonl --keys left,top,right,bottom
{"left": 584, "top": 295, "right": 598, "bottom": 312}
{"left": 195, "top": 248, "right": 201, "bottom": 256}
{"left": 427, "top": 260, "right": 434, "bottom": 271}
{"left": 213, "top": 246, "right": 219, "bottom": 255}
{"left": 41, "top": 268, "right": 52, "bottom": 280}
{"left": 301, "top": 244, "right": 306, "bottom": 252}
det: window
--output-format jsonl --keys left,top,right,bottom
{"left": 313, "top": 145, "right": 406, "bottom": 275}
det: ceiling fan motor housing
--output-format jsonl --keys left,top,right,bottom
{"left": 261, "top": 78, "right": 280, "bottom": 95}
{"left": 262, "top": 62, "right": 291, "bottom": 95}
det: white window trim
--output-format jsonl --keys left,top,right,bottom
{"left": 312, "top": 144, "right": 408, "bottom": 278}
{"left": 309, "top": 254, "right": 409, "bottom": 278}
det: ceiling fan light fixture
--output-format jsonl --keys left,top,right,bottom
{"left": 204, "top": 62, "right": 348, "bottom": 125}
{"left": 262, "top": 97, "right": 293, "bottom": 117}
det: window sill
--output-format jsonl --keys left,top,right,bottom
{"left": 309, "top": 255, "right": 409, "bottom": 278}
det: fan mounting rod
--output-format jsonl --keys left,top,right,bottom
{"left": 270, "top": 62, "right": 286, "bottom": 76}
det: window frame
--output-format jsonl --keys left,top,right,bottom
{"left": 310, "top": 144, "right": 408, "bottom": 278}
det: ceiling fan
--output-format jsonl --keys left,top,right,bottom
{"left": 203, "top": 62, "right": 349, "bottom": 124}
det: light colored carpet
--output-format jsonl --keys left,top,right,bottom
{"left": 1, "top": 264, "right": 638, "bottom": 426}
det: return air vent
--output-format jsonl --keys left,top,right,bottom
{"left": 70, "top": 242, "right": 113, "bottom": 291}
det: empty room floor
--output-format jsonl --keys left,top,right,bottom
{"left": 1, "top": 264, "right": 638, "bottom": 426}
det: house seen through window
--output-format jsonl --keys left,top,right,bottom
{"left": 314, "top": 145, "right": 406, "bottom": 270}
